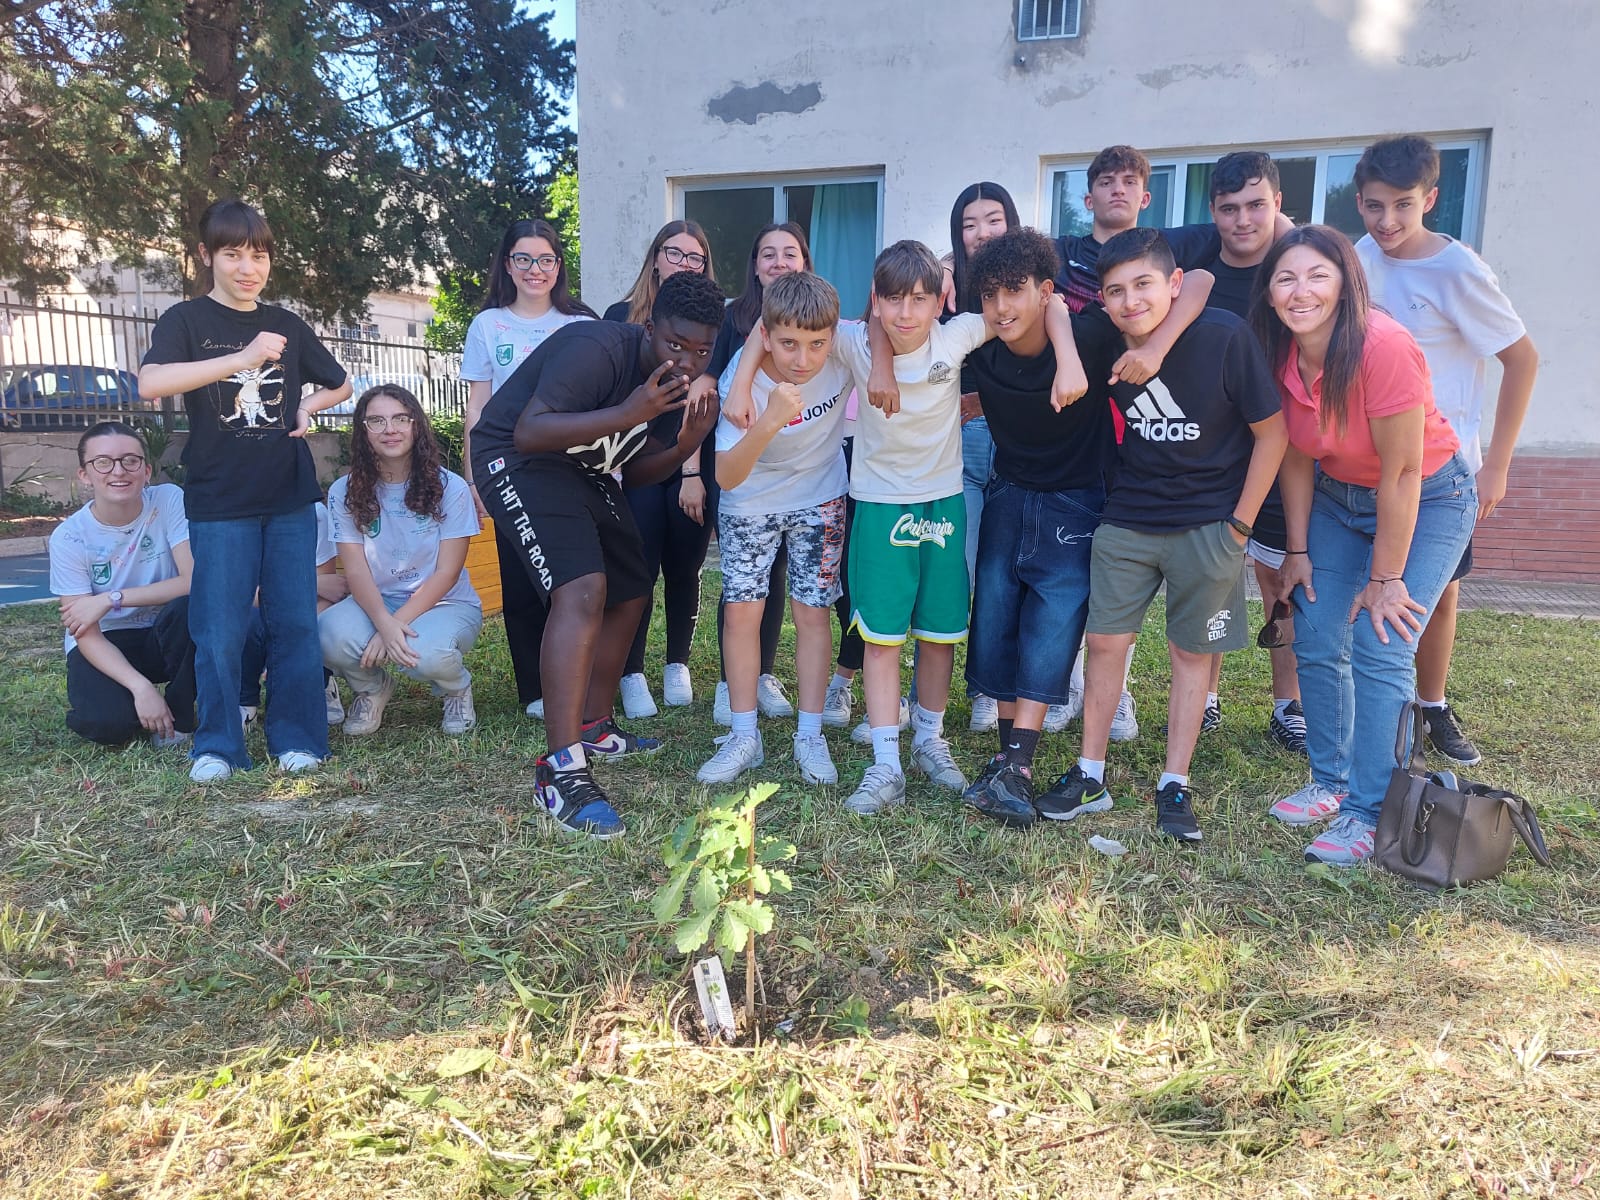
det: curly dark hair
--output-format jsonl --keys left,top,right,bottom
{"left": 651, "top": 269, "right": 727, "bottom": 329}
{"left": 968, "top": 226, "right": 1061, "bottom": 297}
{"left": 344, "top": 384, "right": 446, "bottom": 531}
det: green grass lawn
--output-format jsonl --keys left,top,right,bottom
{"left": 1, "top": 588, "right": 1597, "bottom": 1199}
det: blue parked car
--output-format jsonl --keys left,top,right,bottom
{"left": 0, "top": 364, "right": 148, "bottom": 429}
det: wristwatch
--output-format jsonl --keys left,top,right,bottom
{"left": 1225, "top": 516, "right": 1253, "bottom": 539}
{"left": 109, "top": 589, "right": 124, "bottom": 614}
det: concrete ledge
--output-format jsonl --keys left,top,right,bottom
{"left": 0, "top": 536, "right": 47, "bottom": 558}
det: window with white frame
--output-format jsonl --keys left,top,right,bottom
{"left": 1046, "top": 135, "right": 1488, "bottom": 248}
{"left": 1018, "top": 0, "right": 1081, "bottom": 41}
{"left": 680, "top": 173, "right": 884, "bottom": 318}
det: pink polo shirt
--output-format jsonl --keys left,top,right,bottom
{"left": 1278, "top": 309, "right": 1459, "bottom": 488}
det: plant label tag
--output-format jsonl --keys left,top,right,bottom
{"left": 694, "top": 956, "right": 736, "bottom": 1042}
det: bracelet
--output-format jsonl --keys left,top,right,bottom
{"left": 681, "top": 470, "right": 700, "bottom": 478}
{"left": 1370, "top": 575, "right": 1402, "bottom": 584}
{"left": 1283, "top": 549, "right": 1308, "bottom": 555}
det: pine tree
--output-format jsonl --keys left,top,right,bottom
{"left": 0, "top": 0, "right": 573, "bottom": 322}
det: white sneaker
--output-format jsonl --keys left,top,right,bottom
{"left": 696, "top": 731, "right": 765, "bottom": 785}
{"left": 1064, "top": 686, "right": 1084, "bottom": 722}
{"left": 277, "top": 750, "right": 322, "bottom": 773}
{"left": 151, "top": 730, "right": 190, "bottom": 750}
{"left": 911, "top": 736, "right": 967, "bottom": 791}
{"left": 342, "top": 674, "right": 395, "bottom": 736}
{"left": 713, "top": 680, "right": 733, "bottom": 727}
{"left": 619, "top": 672, "right": 658, "bottom": 720}
{"left": 1110, "top": 691, "right": 1139, "bottom": 742}
{"left": 822, "top": 681, "right": 853, "bottom": 727}
{"left": 526, "top": 699, "right": 544, "bottom": 720}
{"left": 189, "top": 753, "right": 232, "bottom": 783}
{"left": 845, "top": 763, "right": 907, "bottom": 815}
{"left": 1042, "top": 703, "right": 1072, "bottom": 733}
{"left": 792, "top": 732, "right": 837, "bottom": 784}
{"left": 441, "top": 686, "right": 476, "bottom": 735}
{"left": 969, "top": 693, "right": 999, "bottom": 733}
{"left": 662, "top": 662, "right": 694, "bottom": 706}
{"left": 757, "top": 673, "right": 794, "bottom": 718}
{"left": 851, "top": 695, "right": 911, "bottom": 744}
{"left": 324, "top": 677, "right": 345, "bottom": 725}
{"left": 240, "top": 705, "right": 258, "bottom": 727}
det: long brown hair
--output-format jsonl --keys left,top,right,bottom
{"left": 728, "top": 222, "right": 814, "bottom": 338}
{"left": 618, "top": 220, "right": 715, "bottom": 324}
{"left": 1249, "top": 224, "right": 1371, "bottom": 438}
{"left": 344, "top": 384, "right": 445, "bottom": 530}
{"left": 482, "top": 218, "right": 596, "bottom": 318}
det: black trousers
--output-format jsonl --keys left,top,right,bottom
{"left": 66, "top": 596, "right": 198, "bottom": 744}
{"left": 495, "top": 521, "right": 548, "bottom": 705}
{"left": 624, "top": 475, "right": 717, "bottom": 673}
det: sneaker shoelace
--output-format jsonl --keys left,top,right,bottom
{"left": 444, "top": 695, "right": 471, "bottom": 723}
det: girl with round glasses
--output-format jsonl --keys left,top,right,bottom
{"left": 322, "top": 385, "right": 484, "bottom": 737}
{"left": 461, "top": 217, "right": 597, "bottom": 720}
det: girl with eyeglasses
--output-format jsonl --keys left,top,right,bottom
{"left": 321, "top": 385, "right": 484, "bottom": 736}
{"left": 601, "top": 220, "right": 723, "bottom": 720}
{"left": 461, "top": 217, "right": 597, "bottom": 720}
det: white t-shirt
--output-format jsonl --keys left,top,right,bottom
{"left": 313, "top": 501, "right": 337, "bottom": 567}
{"left": 714, "top": 350, "right": 851, "bottom": 516}
{"left": 328, "top": 469, "right": 482, "bottom": 608}
{"left": 1356, "top": 235, "right": 1526, "bottom": 475}
{"left": 461, "top": 307, "right": 591, "bottom": 394}
{"left": 831, "top": 313, "right": 989, "bottom": 503}
{"left": 48, "top": 483, "right": 189, "bottom": 653}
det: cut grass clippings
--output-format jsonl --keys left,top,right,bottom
{"left": 0, "top": 588, "right": 1597, "bottom": 1199}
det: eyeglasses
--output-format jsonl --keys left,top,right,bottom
{"left": 661, "top": 246, "right": 708, "bottom": 270}
{"left": 1256, "top": 599, "right": 1294, "bottom": 649}
{"left": 84, "top": 454, "right": 146, "bottom": 474}
{"left": 362, "top": 414, "right": 415, "bottom": 432}
{"left": 508, "top": 253, "right": 559, "bottom": 273}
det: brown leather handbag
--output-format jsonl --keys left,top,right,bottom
{"left": 1373, "top": 702, "right": 1551, "bottom": 890}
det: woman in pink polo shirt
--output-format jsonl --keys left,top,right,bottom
{"left": 1250, "top": 225, "right": 1475, "bottom": 867}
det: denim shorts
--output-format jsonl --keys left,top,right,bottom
{"left": 966, "top": 479, "right": 1104, "bottom": 705}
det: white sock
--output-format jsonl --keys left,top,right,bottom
{"left": 796, "top": 710, "right": 822, "bottom": 738}
{"left": 871, "top": 725, "right": 901, "bottom": 770}
{"left": 1077, "top": 757, "right": 1105, "bottom": 782}
{"left": 1273, "top": 698, "right": 1295, "bottom": 720}
{"left": 1159, "top": 771, "right": 1189, "bottom": 790}
{"left": 910, "top": 703, "right": 945, "bottom": 747}
{"left": 731, "top": 709, "right": 758, "bottom": 737}
{"left": 1206, "top": 691, "right": 1218, "bottom": 709}
{"left": 1417, "top": 694, "right": 1447, "bottom": 709}
{"left": 830, "top": 670, "right": 853, "bottom": 692}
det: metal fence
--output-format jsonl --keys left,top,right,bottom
{"left": 0, "top": 291, "right": 466, "bottom": 434}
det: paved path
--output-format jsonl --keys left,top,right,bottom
{"left": 3, "top": 543, "right": 1599, "bottom": 617}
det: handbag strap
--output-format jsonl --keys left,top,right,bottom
{"left": 1393, "top": 700, "right": 1430, "bottom": 775}
{"left": 1505, "top": 796, "right": 1553, "bottom": 867}
{"left": 1398, "top": 773, "right": 1432, "bottom": 867}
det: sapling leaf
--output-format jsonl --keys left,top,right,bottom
{"left": 757, "top": 838, "right": 798, "bottom": 863}
{"left": 724, "top": 899, "right": 773, "bottom": 936}
{"left": 718, "top": 906, "right": 751, "bottom": 956}
{"left": 697, "top": 825, "right": 741, "bottom": 859}
{"left": 651, "top": 864, "right": 693, "bottom": 925}
{"left": 674, "top": 905, "right": 717, "bottom": 954}
{"left": 691, "top": 866, "right": 723, "bottom": 915}
{"left": 766, "top": 868, "right": 793, "bottom": 895}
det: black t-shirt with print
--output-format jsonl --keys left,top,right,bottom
{"left": 142, "top": 296, "right": 346, "bottom": 521}
{"left": 1053, "top": 224, "right": 1223, "bottom": 314}
{"left": 964, "top": 313, "right": 1122, "bottom": 493}
{"left": 1081, "top": 306, "right": 1280, "bottom": 533}
{"left": 470, "top": 320, "right": 653, "bottom": 478}
{"left": 1197, "top": 253, "right": 1289, "bottom": 547}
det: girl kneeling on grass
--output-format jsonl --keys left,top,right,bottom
{"left": 320, "top": 385, "right": 484, "bottom": 736}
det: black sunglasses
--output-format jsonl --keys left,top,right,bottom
{"left": 1257, "top": 599, "right": 1293, "bottom": 649}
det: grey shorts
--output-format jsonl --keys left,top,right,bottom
{"left": 718, "top": 497, "right": 846, "bottom": 609}
{"left": 1086, "top": 520, "right": 1249, "bottom": 653}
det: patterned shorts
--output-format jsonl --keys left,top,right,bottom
{"left": 718, "top": 497, "right": 846, "bottom": 609}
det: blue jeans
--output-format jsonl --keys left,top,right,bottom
{"left": 966, "top": 479, "right": 1103, "bottom": 705}
{"left": 960, "top": 417, "right": 995, "bottom": 580}
{"left": 1292, "top": 453, "right": 1476, "bottom": 824}
{"left": 188, "top": 506, "right": 328, "bottom": 768}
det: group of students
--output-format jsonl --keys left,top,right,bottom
{"left": 52, "top": 131, "right": 1536, "bottom": 871}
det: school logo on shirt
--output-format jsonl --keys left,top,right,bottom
{"left": 1125, "top": 377, "right": 1201, "bottom": 442}
{"left": 927, "top": 361, "right": 953, "bottom": 385}
{"left": 1206, "top": 608, "right": 1233, "bottom": 642}
{"left": 889, "top": 513, "right": 956, "bottom": 549}
{"left": 364, "top": 516, "right": 381, "bottom": 538}
{"left": 496, "top": 343, "right": 514, "bottom": 366}
{"left": 91, "top": 561, "right": 111, "bottom": 586}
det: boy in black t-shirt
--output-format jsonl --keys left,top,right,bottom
{"left": 471, "top": 271, "right": 725, "bottom": 840}
{"left": 1034, "top": 229, "right": 1287, "bottom": 844}
{"left": 1200, "top": 151, "right": 1306, "bottom": 754}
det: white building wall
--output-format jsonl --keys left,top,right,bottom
{"left": 576, "top": 0, "right": 1599, "bottom": 454}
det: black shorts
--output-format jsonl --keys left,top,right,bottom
{"left": 478, "top": 455, "right": 651, "bottom": 604}
{"left": 1450, "top": 536, "right": 1474, "bottom": 582}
